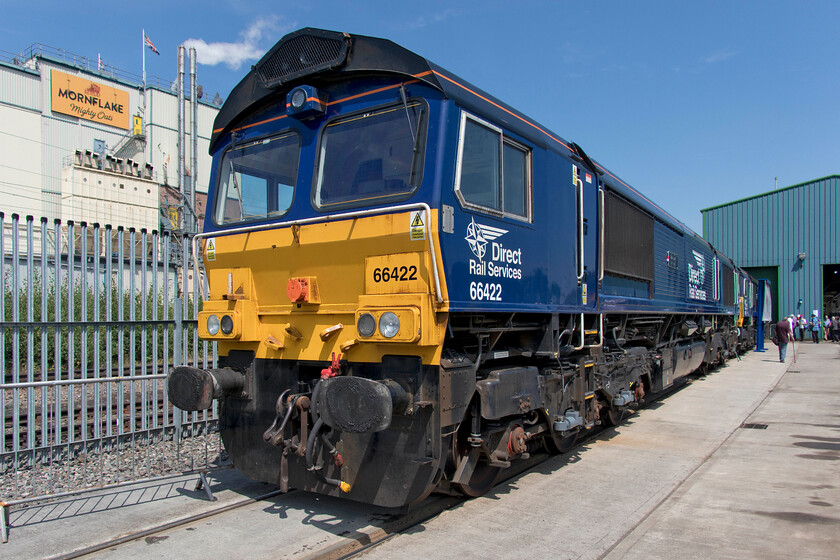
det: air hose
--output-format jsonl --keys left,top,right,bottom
{"left": 305, "top": 417, "right": 351, "bottom": 493}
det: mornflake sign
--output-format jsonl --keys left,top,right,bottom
{"left": 50, "top": 69, "right": 130, "bottom": 130}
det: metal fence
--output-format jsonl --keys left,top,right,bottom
{"left": 1, "top": 213, "right": 220, "bottom": 523}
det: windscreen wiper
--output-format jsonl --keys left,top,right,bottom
{"left": 229, "top": 131, "right": 245, "bottom": 218}
{"left": 399, "top": 84, "right": 418, "bottom": 150}
{"left": 399, "top": 84, "right": 423, "bottom": 184}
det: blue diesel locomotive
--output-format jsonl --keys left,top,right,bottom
{"left": 168, "top": 28, "right": 757, "bottom": 507}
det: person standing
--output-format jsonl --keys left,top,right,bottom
{"left": 810, "top": 314, "right": 821, "bottom": 344}
{"left": 774, "top": 317, "right": 794, "bottom": 362}
{"left": 832, "top": 315, "right": 840, "bottom": 342}
{"left": 825, "top": 316, "right": 832, "bottom": 341}
{"left": 798, "top": 315, "right": 807, "bottom": 341}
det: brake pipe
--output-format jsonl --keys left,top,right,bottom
{"left": 305, "top": 417, "right": 351, "bottom": 493}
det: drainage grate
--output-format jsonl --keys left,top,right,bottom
{"left": 740, "top": 423, "right": 769, "bottom": 430}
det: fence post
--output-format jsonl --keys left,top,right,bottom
{"left": 173, "top": 297, "right": 183, "bottom": 441}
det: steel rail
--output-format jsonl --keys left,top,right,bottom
{"left": 44, "top": 486, "right": 287, "bottom": 558}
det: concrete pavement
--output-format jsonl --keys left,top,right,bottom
{"left": 2, "top": 341, "right": 838, "bottom": 559}
{"left": 356, "top": 342, "right": 840, "bottom": 560}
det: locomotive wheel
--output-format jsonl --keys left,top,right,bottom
{"left": 602, "top": 406, "right": 626, "bottom": 428}
{"left": 451, "top": 421, "right": 501, "bottom": 498}
{"left": 453, "top": 459, "right": 502, "bottom": 498}
{"left": 545, "top": 431, "right": 578, "bottom": 454}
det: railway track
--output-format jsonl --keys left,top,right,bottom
{"left": 2, "top": 391, "right": 219, "bottom": 464}
{"left": 46, "top": 487, "right": 289, "bottom": 560}
{"left": 2, "top": 362, "right": 177, "bottom": 386}
{"left": 47, "top": 392, "right": 670, "bottom": 559}
{"left": 2, "top": 363, "right": 211, "bottom": 453}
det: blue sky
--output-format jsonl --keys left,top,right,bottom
{"left": 1, "top": 0, "right": 837, "bottom": 232}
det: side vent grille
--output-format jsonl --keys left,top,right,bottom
{"left": 256, "top": 30, "right": 350, "bottom": 88}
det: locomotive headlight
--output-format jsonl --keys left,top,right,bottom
{"left": 357, "top": 313, "right": 376, "bottom": 337}
{"left": 354, "top": 308, "right": 419, "bottom": 343}
{"left": 206, "top": 314, "right": 220, "bottom": 336}
{"left": 199, "top": 310, "right": 242, "bottom": 339}
{"left": 378, "top": 312, "right": 400, "bottom": 338}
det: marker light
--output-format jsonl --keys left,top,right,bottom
{"left": 220, "top": 315, "right": 234, "bottom": 335}
{"left": 378, "top": 312, "right": 400, "bottom": 338}
{"left": 207, "top": 315, "right": 220, "bottom": 336}
{"left": 357, "top": 313, "right": 376, "bottom": 337}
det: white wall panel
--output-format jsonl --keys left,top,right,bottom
{"left": 0, "top": 105, "right": 42, "bottom": 217}
{"left": 0, "top": 63, "right": 41, "bottom": 110}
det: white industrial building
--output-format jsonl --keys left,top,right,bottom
{"left": 0, "top": 44, "right": 220, "bottom": 234}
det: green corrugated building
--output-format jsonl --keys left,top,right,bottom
{"left": 702, "top": 175, "right": 840, "bottom": 323}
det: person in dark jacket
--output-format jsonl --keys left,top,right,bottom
{"left": 774, "top": 318, "right": 794, "bottom": 362}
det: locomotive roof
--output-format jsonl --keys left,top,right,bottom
{"left": 210, "top": 28, "right": 563, "bottom": 153}
{"left": 212, "top": 27, "right": 699, "bottom": 239}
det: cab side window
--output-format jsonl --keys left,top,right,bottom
{"left": 455, "top": 112, "right": 531, "bottom": 221}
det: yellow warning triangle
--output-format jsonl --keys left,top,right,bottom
{"left": 411, "top": 213, "right": 424, "bottom": 227}
{"left": 207, "top": 239, "right": 215, "bottom": 251}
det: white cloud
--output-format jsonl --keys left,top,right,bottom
{"left": 184, "top": 17, "right": 291, "bottom": 70}
{"left": 702, "top": 49, "right": 737, "bottom": 64}
{"left": 391, "top": 9, "right": 460, "bottom": 31}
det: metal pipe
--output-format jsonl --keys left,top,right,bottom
{"left": 40, "top": 217, "right": 49, "bottom": 445}
{"left": 80, "top": 221, "right": 88, "bottom": 441}
{"left": 92, "top": 221, "right": 101, "bottom": 440}
{"left": 190, "top": 47, "right": 198, "bottom": 234}
{"left": 67, "top": 220, "right": 75, "bottom": 444}
{"left": 53, "top": 219, "right": 62, "bottom": 444}
{"left": 12, "top": 214, "right": 20, "bottom": 452}
{"left": 178, "top": 45, "right": 186, "bottom": 227}
{"left": 1, "top": 374, "right": 167, "bottom": 390}
{"left": 0, "top": 212, "right": 6, "bottom": 453}
{"left": 26, "top": 216, "right": 34, "bottom": 448}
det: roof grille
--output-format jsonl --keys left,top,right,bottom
{"left": 256, "top": 30, "right": 350, "bottom": 88}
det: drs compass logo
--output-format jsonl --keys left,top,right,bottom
{"left": 464, "top": 218, "right": 523, "bottom": 301}
{"left": 465, "top": 217, "right": 507, "bottom": 260}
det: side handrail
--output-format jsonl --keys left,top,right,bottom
{"left": 575, "top": 174, "right": 584, "bottom": 284}
{"left": 598, "top": 186, "right": 605, "bottom": 284}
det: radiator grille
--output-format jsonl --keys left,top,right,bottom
{"left": 722, "top": 265, "right": 735, "bottom": 305}
{"left": 604, "top": 191, "right": 654, "bottom": 282}
{"left": 257, "top": 32, "right": 349, "bottom": 87}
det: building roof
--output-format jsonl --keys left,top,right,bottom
{"left": 701, "top": 174, "right": 840, "bottom": 213}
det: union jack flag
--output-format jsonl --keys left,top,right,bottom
{"left": 144, "top": 34, "right": 160, "bottom": 55}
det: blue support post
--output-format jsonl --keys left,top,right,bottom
{"left": 755, "top": 280, "right": 768, "bottom": 352}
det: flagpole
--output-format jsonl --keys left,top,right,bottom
{"left": 142, "top": 28, "right": 146, "bottom": 88}
{"left": 142, "top": 28, "right": 147, "bottom": 167}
